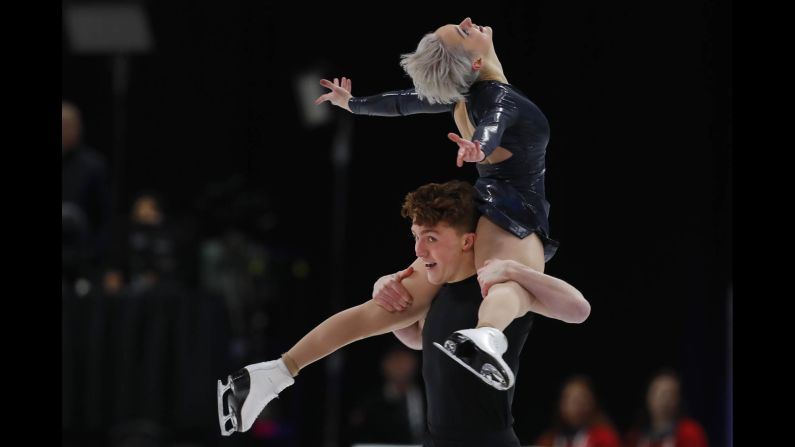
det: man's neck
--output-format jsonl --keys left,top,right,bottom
{"left": 447, "top": 254, "right": 477, "bottom": 283}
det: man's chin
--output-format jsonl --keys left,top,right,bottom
{"left": 428, "top": 276, "right": 444, "bottom": 286}
{"left": 426, "top": 274, "right": 444, "bottom": 285}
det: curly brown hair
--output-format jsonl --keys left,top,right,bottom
{"left": 401, "top": 180, "right": 479, "bottom": 232}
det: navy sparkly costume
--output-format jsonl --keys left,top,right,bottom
{"left": 349, "top": 80, "right": 559, "bottom": 261}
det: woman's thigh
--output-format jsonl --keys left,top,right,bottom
{"left": 474, "top": 216, "right": 546, "bottom": 272}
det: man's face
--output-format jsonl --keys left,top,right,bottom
{"left": 411, "top": 221, "right": 472, "bottom": 285}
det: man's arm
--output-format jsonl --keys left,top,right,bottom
{"left": 370, "top": 266, "right": 427, "bottom": 349}
{"left": 478, "top": 259, "right": 591, "bottom": 324}
{"left": 392, "top": 319, "right": 425, "bottom": 350}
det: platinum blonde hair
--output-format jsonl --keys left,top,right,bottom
{"left": 399, "top": 33, "right": 478, "bottom": 105}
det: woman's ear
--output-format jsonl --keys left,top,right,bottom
{"left": 472, "top": 58, "right": 483, "bottom": 71}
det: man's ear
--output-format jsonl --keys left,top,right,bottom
{"left": 463, "top": 233, "right": 476, "bottom": 250}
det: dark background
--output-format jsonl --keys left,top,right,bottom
{"left": 62, "top": 0, "right": 731, "bottom": 446}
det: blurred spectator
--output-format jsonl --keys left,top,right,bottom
{"left": 62, "top": 100, "right": 112, "bottom": 284}
{"left": 102, "top": 269, "right": 125, "bottom": 297}
{"left": 347, "top": 345, "right": 425, "bottom": 445}
{"left": 535, "top": 374, "right": 622, "bottom": 447}
{"left": 625, "top": 369, "right": 709, "bottom": 447}
{"left": 199, "top": 228, "right": 275, "bottom": 360}
{"left": 105, "top": 191, "right": 189, "bottom": 295}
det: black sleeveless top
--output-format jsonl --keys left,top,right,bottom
{"left": 421, "top": 275, "right": 534, "bottom": 438}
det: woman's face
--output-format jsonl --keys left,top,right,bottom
{"left": 435, "top": 17, "right": 493, "bottom": 59}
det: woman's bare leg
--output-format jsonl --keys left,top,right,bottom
{"left": 285, "top": 257, "right": 441, "bottom": 374}
{"left": 219, "top": 258, "right": 441, "bottom": 435}
{"left": 473, "top": 216, "right": 546, "bottom": 331}
{"left": 431, "top": 216, "right": 547, "bottom": 390}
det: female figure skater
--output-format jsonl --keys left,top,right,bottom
{"left": 316, "top": 16, "right": 561, "bottom": 387}
{"left": 218, "top": 17, "right": 590, "bottom": 436}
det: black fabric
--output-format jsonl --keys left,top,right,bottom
{"left": 421, "top": 275, "right": 533, "bottom": 444}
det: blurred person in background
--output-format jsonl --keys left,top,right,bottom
{"left": 535, "top": 374, "right": 622, "bottom": 447}
{"left": 625, "top": 369, "right": 709, "bottom": 447}
{"left": 62, "top": 100, "right": 112, "bottom": 285}
{"left": 347, "top": 345, "right": 425, "bottom": 445}
{"left": 104, "top": 192, "right": 186, "bottom": 295}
